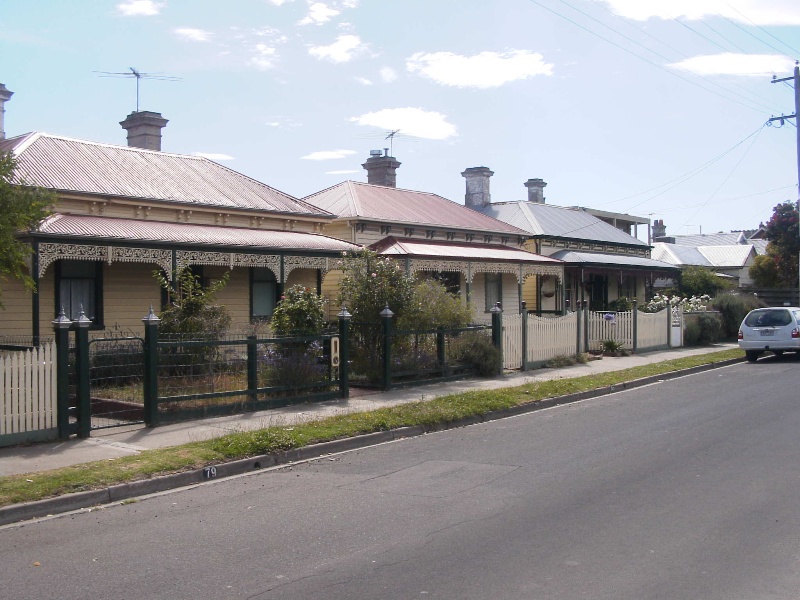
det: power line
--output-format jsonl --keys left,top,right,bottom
{"left": 528, "top": 0, "right": 777, "bottom": 114}
{"left": 723, "top": 2, "right": 800, "bottom": 56}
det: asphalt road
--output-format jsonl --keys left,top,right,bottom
{"left": 3, "top": 354, "right": 800, "bottom": 600}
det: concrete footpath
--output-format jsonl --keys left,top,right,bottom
{"left": 0, "top": 343, "right": 739, "bottom": 479}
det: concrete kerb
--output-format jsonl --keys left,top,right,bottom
{"left": 0, "top": 356, "right": 744, "bottom": 527}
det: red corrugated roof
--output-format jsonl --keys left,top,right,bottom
{"left": 370, "top": 237, "right": 562, "bottom": 264}
{"left": 34, "top": 214, "right": 359, "bottom": 252}
{"left": 304, "top": 181, "right": 527, "bottom": 235}
{"left": 2, "top": 132, "right": 333, "bottom": 218}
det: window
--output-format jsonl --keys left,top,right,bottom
{"left": 57, "top": 260, "right": 102, "bottom": 324}
{"left": 484, "top": 273, "right": 502, "bottom": 311}
{"left": 251, "top": 267, "right": 277, "bottom": 318}
{"left": 432, "top": 271, "right": 461, "bottom": 295}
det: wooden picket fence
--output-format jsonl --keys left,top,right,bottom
{"left": 0, "top": 342, "right": 57, "bottom": 438}
{"left": 587, "top": 311, "right": 634, "bottom": 352}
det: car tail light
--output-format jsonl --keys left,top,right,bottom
{"left": 792, "top": 328, "right": 799, "bottom": 339}
{"left": 738, "top": 330, "right": 743, "bottom": 340}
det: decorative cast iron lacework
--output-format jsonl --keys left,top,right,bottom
{"left": 284, "top": 256, "right": 331, "bottom": 281}
{"left": 175, "top": 251, "right": 280, "bottom": 279}
{"left": 38, "top": 243, "right": 172, "bottom": 279}
{"left": 408, "top": 259, "right": 562, "bottom": 283}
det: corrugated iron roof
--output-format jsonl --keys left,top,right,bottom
{"left": 480, "top": 201, "right": 648, "bottom": 247}
{"left": 549, "top": 250, "right": 677, "bottom": 270}
{"left": 303, "top": 181, "right": 526, "bottom": 235}
{"left": 370, "top": 237, "right": 562, "bottom": 264}
{"left": 697, "top": 245, "right": 755, "bottom": 268}
{"left": 663, "top": 232, "right": 746, "bottom": 246}
{"left": 34, "top": 214, "right": 359, "bottom": 252}
{"left": 2, "top": 132, "right": 333, "bottom": 218}
{"left": 651, "top": 242, "right": 713, "bottom": 267}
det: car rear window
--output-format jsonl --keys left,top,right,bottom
{"left": 744, "top": 309, "right": 793, "bottom": 327}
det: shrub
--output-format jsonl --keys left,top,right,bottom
{"left": 679, "top": 265, "right": 732, "bottom": 297}
{"left": 271, "top": 285, "right": 326, "bottom": 337}
{"left": 545, "top": 354, "right": 578, "bottom": 368}
{"left": 397, "top": 279, "right": 473, "bottom": 331}
{"left": 601, "top": 339, "right": 626, "bottom": 355}
{"left": 260, "top": 341, "right": 326, "bottom": 396}
{"left": 450, "top": 331, "right": 502, "bottom": 377}
{"left": 338, "top": 249, "right": 415, "bottom": 323}
{"left": 708, "top": 293, "right": 767, "bottom": 339}
{"left": 608, "top": 297, "right": 632, "bottom": 312}
{"left": 683, "top": 312, "right": 722, "bottom": 346}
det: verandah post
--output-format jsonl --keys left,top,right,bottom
{"left": 142, "top": 306, "right": 160, "bottom": 427}
{"left": 381, "top": 305, "right": 394, "bottom": 391}
{"left": 52, "top": 308, "right": 72, "bottom": 440}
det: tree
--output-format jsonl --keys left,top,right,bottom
{"left": 154, "top": 267, "right": 231, "bottom": 337}
{"left": 749, "top": 251, "right": 781, "bottom": 288}
{"left": 761, "top": 201, "right": 799, "bottom": 288}
{"left": 0, "top": 152, "right": 52, "bottom": 301}
{"left": 678, "top": 265, "right": 731, "bottom": 297}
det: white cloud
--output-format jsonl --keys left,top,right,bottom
{"left": 117, "top": 0, "right": 162, "bottom": 16}
{"left": 265, "top": 117, "right": 302, "bottom": 128}
{"left": 350, "top": 108, "right": 457, "bottom": 140}
{"left": 267, "top": 0, "right": 294, "bottom": 5}
{"left": 309, "top": 35, "right": 366, "bottom": 63}
{"left": 406, "top": 50, "right": 553, "bottom": 88}
{"left": 194, "top": 152, "right": 234, "bottom": 161}
{"left": 380, "top": 67, "right": 398, "bottom": 83}
{"left": 671, "top": 53, "right": 795, "bottom": 76}
{"left": 302, "top": 149, "right": 357, "bottom": 160}
{"left": 250, "top": 44, "right": 279, "bottom": 69}
{"left": 299, "top": 2, "right": 340, "bottom": 25}
{"left": 599, "top": 1, "right": 800, "bottom": 25}
{"left": 326, "top": 169, "right": 360, "bottom": 175}
{"left": 355, "top": 76, "right": 373, "bottom": 85}
{"left": 173, "top": 27, "right": 212, "bottom": 42}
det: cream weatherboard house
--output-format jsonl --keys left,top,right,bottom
{"left": 471, "top": 175, "right": 678, "bottom": 311}
{"left": 0, "top": 110, "right": 359, "bottom": 342}
{"left": 303, "top": 153, "right": 564, "bottom": 320}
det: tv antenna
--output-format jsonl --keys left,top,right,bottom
{"left": 385, "top": 129, "right": 400, "bottom": 156}
{"left": 95, "top": 67, "right": 181, "bottom": 112}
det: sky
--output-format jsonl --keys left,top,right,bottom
{"left": 2, "top": 0, "right": 800, "bottom": 242}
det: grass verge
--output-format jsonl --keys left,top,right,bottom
{"left": 0, "top": 348, "right": 743, "bottom": 507}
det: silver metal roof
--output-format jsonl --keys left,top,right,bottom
{"left": 651, "top": 242, "right": 713, "bottom": 267}
{"left": 697, "top": 245, "right": 755, "bottom": 268}
{"left": 480, "top": 201, "right": 648, "bottom": 247}
{"left": 549, "top": 250, "right": 677, "bottom": 270}
{"left": 2, "top": 132, "right": 333, "bottom": 218}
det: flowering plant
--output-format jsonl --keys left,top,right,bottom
{"left": 640, "top": 294, "right": 710, "bottom": 313}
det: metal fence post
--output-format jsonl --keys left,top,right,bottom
{"left": 142, "top": 306, "right": 160, "bottom": 427}
{"left": 632, "top": 299, "right": 638, "bottom": 354}
{"left": 338, "top": 306, "right": 351, "bottom": 399}
{"left": 491, "top": 302, "right": 503, "bottom": 375}
{"left": 381, "top": 305, "right": 394, "bottom": 391}
{"left": 247, "top": 334, "right": 258, "bottom": 403}
{"left": 436, "top": 325, "right": 447, "bottom": 376}
{"left": 520, "top": 301, "right": 528, "bottom": 371}
{"left": 52, "top": 308, "right": 72, "bottom": 440}
{"left": 74, "top": 308, "right": 92, "bottom": 439}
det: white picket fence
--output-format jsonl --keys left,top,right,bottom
{"left": 638, "top": 310, "right": 669, "bottom": 350}
{"left": 0, "top": 342, "right": 57, "bottom": 437}
{"left": 526, "top": 312, "right": 581, "bottom": 366}
{"left": 587, "top": 311, "right": 634, "bottom": 352}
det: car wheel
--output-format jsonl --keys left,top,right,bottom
{"left": 746, "top": 351, "right": 761, "bottom": 362}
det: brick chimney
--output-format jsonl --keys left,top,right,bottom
{"left": 653, "top": 219, "right": 666, "bottom": 240}
{"left": 120, "top": 111, "right": 169, "bottom": 151}
{"left": 462, "top": 166, "right": 494, "bottom": 210}
{"left": 524, "top": 178, "right": 546, "bottom": 203}
{"left": 0, "top": 84, "right": 13, "bottom": 140}
{"left": 362, "top": 149, "right": 401, "bottom": 187}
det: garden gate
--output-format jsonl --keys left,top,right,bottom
{"left": 87, "top": 336, "right": 146, "bottom": 430}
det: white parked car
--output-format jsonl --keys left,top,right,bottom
{"left": 738, "top": 307, "right": 800, "bottom": 362}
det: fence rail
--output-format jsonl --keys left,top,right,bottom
{"left": 0, "top": 342, "right": 57, "bottom": 438}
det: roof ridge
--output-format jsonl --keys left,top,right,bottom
{"left": 19, "top": 131, "right": 208, "bottom": 161}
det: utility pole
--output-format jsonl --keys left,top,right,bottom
{"left": 769, "top": 60, "right": 800, "bottom": 305}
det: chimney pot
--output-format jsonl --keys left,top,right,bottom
{"left": 462, "top": 166, "right": 494, "bottom": 210}
{"left": 120, "top": 110, "right": 169, "bottom": 151}
{"left": 362, "top": 152, "right": 401, "bottom": 187}
{"left": 524, "top": 178, "right": 547, "bottom": 203}
{"left": 0, "top": 83, "right": 13, "bottom": 141}
{"left": 652, "top": 219, "right": 667, "bottom": 240}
